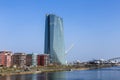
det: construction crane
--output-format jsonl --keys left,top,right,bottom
{"left": 65, "top": 43, "right": 75, "bottom": 64}
{"left": 65, "top": 43, "right": 75, "bottom": 55}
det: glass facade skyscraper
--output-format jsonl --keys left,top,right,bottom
{"left": 44, "top": 14, "right": 66, "bottom": 65}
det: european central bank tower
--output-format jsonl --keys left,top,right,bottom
{"left": 44, "top": 14, "right": 66, "bottom": 65}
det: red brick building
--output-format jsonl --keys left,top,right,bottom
{"left": 37, "top": 54, "right": 49, "bottom": 66}
{"left": 0, "top": 51, "right": 12, "bottom": 67}
{"left": 37, "top": 55, "right": 41, "bottom": 66}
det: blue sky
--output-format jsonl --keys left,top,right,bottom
{"left": 0, "top": 0, "right": 120, "bottom": 62}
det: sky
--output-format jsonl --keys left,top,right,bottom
{"left": 0, "top": 0, "right": 120, "bottom": 62}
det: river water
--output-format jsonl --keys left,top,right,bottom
{"left": 0, "top": 67, "right": 120, "bottom": 80}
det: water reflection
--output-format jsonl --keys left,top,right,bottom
{"left": 0, "top": 72, "right": 66, "bottom": 80}
{"left": 37, "top": 72, "right": 66, "bottom": 80}
{"left": 1, "top": 68, "right": 120, "bottom": 80}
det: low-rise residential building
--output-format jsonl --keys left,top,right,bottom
{"left": 26, "top": 53, "right": 37, "bottom": 67}
{"left": 0, "top": 51, "right": 12, "bottom": 67}
{"left": 37, "top": 54, "right": 49, "bottom": 66}
{"left": 12, "top": 53, "right": 26, "bottom": 68}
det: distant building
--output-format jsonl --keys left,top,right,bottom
{"left": 26, "top": 53, "right": 37, "bottom": 67}
{"left": 37, "top": 55, "right": 41, "bottom": 66}
{"left": 12, "top": 53, "right": 26, "bottom": 68}
{"left": 37, "top": 54, "right": 49, "bottom": 66}
{"left": 44, "top": 14, "right": 66, "bottom": 65}
{"left": 0, "top": 51, "right": 12, "bottom": 67}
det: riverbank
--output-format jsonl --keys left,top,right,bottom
{"left": 0, "top": 68, "right": 89, "bottom": 76}
{"left": 0, "top": 64, "right": 115, "bottom": 76}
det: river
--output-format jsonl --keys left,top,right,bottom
{"left": 0, "top": 67, "right": 120, "bottom": 80}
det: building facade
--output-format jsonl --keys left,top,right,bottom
{"left": 44, "top": 14, "right": 66, "bottom": 65}
{"left": 0, "top": 51, "right": 12, "bottom": 67}
{"left": 26, "top": 53, "right": 37, "bottom": 67}
{"left": 37, "top": 55, "right": 41, "bottom": 66}
{"left": 12, "top": 53, "right": 26, "bottom": 68}
{"left": 37, "top": 54, "right": 49, "bottom": 66}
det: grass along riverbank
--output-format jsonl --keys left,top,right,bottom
{"left": 0, "top": 63, "right": 115, "bottom": 76}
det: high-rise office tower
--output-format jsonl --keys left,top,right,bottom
{"left": 44, "top": 14, "right": 66, "bottom": 65}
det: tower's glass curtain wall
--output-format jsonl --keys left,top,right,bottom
{"left": 44, "top": 14, "right": 65, "bottom": 65}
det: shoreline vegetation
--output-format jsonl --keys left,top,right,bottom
{"left": 0, "top": 64, "right": 115, "bottom": 76}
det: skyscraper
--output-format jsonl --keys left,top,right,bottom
{"left": 44, "top": 14, "right": 66, "bottom": 65}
